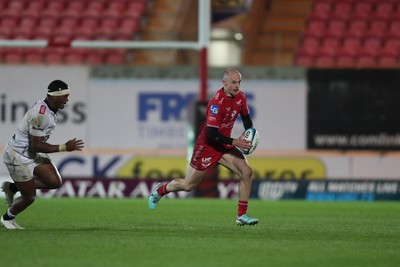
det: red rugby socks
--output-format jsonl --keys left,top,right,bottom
{"left": 157, "top": 183, "right": 170, "bottom": 196}
{"left": 238, "top": 200, "right": 248, "bottom": 216}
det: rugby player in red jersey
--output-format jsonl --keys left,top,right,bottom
{"left": 149, "top": 68, "right": 259, "bottom": 226}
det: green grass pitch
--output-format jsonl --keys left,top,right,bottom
{"left": 0, "top": 198, "right": 399, "bottom": 267}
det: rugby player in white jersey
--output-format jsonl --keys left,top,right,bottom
{"left": 1, "top": 80, "right": 84, "bottom": 229}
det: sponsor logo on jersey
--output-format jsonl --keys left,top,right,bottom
{"left": 39, "top": 105, "right": 47, "bottom": 115}
{"left": 210, "top": 105, "right": 219, "bottom": 115}
{"left": 201, "top": 157, "right": 212, "bottom": 168}
{"left": 202, "top": 157, "right": 212, "bottom": 163}
{"left": 231, "top": 110, "right": 237, "bottom": 118}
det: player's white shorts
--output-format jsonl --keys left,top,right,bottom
{"left": 2, "top": 144, "right": 51, "bottom": 182}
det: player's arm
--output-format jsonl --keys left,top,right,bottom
{"left": 207, "top": 126, "right": 233, "bottom": 145}
{"left": 29, "top": 135, "right": 84, "bottom": 153}
{"left": 207, "top": 127, "right": 252, "bottom": 150}
{"left": 241, "top": 114, "right": 253, "bottom": 129}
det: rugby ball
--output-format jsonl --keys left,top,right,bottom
{"left": 240, "top": 128, "right": 259, "bottom": 155}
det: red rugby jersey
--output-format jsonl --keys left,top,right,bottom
{"left": 196, "top": 88, "right": 250, "bottom": 149}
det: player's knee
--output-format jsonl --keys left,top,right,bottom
{"left": 242, "top": 166, "right": 253, "bottom": 181}
{"left": 182, "top": 183, "right": 196, "bottom": 192}
{"left": 48, "top": 177, "right": 62, "bottom": 189}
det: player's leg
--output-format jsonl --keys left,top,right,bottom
{"left": 219, "top": 149, "right": 253, "bottom": 200}
{"left": 148, "top": 166, "right": 207, "bottom": 210}
{"left": 2, "top": 155, "right": 61, "bottom": 206}
{"left": 1, "top": 179, "right": 35, "bottom": 229}
{"left": 33, "top": 162, "right": 62, "bottom": 189}
{"left": 2, "top": 163, "right": 61, "bottom": 208}
{"left": 8, "top": 180, "right": 36, "bottom": 216}
{"left": 166, "top": 166, "right": 207, "bottom": 192}
{"left": 218, "top": 149, "right": 259, "bottom": 226}
{"left": 2, "top": 162, "right": 62, "bottom": 229}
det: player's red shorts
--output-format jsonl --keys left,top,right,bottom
{"left": 189, "top": 143, "right": 233, "bottom": 171}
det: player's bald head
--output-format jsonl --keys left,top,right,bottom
{"left": 222, "top": 68, "right": 241, "bottom": 82}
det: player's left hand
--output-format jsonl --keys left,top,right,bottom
{"left": 233, "top": 138, "right": 253, "bottom": 150}
{"left": 65, "top": 138, "right": 85, "bottom": 151}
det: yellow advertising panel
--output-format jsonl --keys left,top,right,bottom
{"left": 117, "top": 157, "right": 187, "bottom": 179}
{"left": 117, "top": 156, "right": 326, "bottom": 180}
{"left": 220, "top": 157, "right": 325, "bottom": 180}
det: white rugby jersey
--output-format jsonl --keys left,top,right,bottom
{"left": 8, "top": 99, "right": 57, "bottom": 158}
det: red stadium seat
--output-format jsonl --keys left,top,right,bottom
{"left": 356, "top": 55, "right": 377, "bottom": 68}
{"left": 346, "top": 19, "right": 368, "bottom": 36}
{"left": 325, "top": 19, "right": 347, "bottom": 38}
{"left": 311, "top": 1, "right": 331, "bottom": 20}
{"left": 0, "top": 0, "right": 147, "bottom": 65}
{"left": 33, "top": 23, "right": 54, "bottom": 40}
{"left": 87, "top": 1, "right": 106, "bottom": 11}
{"left": 80, "top": 18, "right": 100, "bottom": 29}
{"left": 66, "top": 1, "right": 86, "bottom": 12}
{"left": 314, "top": 42, "right": 337, "bottom": 68}
{"left": 86, "top": 50, "right": 106, "bottom": 64}
{"left": 37, "top": 17, "right": 58, "bottom": 29}
{"left": 65, "top": 49, "right": 87, "bottom": 65}
{"left": 4, "top": 48, "right": 25, "bottom": 64}
{"left": 25, "top": 48, "right": 44, "bottom": 64}
{"left": 384, "top": 37, "right": 400, "bottom": 51}
{"left": 41, "top": 1, "right": 66, "bottom": 18}
{"left": 365, "top": 19, "right": 388, "bottom": 39}
{"left": 331, "top": 0, "right": 353, "bottom": 20}
{"left": 314, "top": 57, "right": 335, "bottom": 68}
{"left": 0, "top": 17, "right": 19, "bottom": 28}
{"left": 353, "top": 1, "right": 373, "bottom": 19}
{"left": 297, "top": 36, "right": 320, "bottom": 58}
{"left": 320, "top": 37, "right": 341, "bottom": 50}
{"left": 378, "top": 44, "right": 399, "bottom": 68}
{"left": 2, "top": 8, "right": 20, "bottom": 20}
{"left": 63, "top": 9, "right": 81, "bottom": 19}
{"left": 378, "top": 57, "right": 399, "bottom": 68}
{"left": 336, "top": 44, "right": 357, "bottom": 68}
{"left": 105, "top": 50, "right": 127, "bottom": 64}
{"left": 0, "top": 24, "right": 13, "bottom": 39}
{"left": 294, "top": 54, "right": 314, "bottom": 67}
{"left": 387, "top": 20, "right": 400, "bottom": 38}
{"left": 107, "top": 1, "right": 126, "bottom": 11}
{"left": 114, "top": 20, "right": 139, "bottom": 40}
{"left": 342, "top": 37, "right": 362, "bottom": 50}
{"left": 380, "top": 44, "right": 399, "bottom": 58}
{"left": 59, "top": 18, "right": 79, "bottom": 29}
{"left": 356, "top": 42, "right": 379, "bottom": 68}
{"left": 51, "top": 35, "right": 72, "bottom": 46}
{"left": 304, "top": 18, "right": 326, "bottom": 38}
{"left": 353, "top": 1, "right": 373, "bottom": 15}
{"left": 375, "top": 1, "right": 395, "bottom": 16}
{"left": 336, "top": 56, "right": 355, "bottom": 68}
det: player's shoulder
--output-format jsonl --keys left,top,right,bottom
{"left": 210, "top": 88, "right": 224, "bottom": 102}
{"left": 237, "top": 90, "right": 247, "bottom": 99}
{"left": 29, "top": 100, "right": 49, "bottom": 117}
